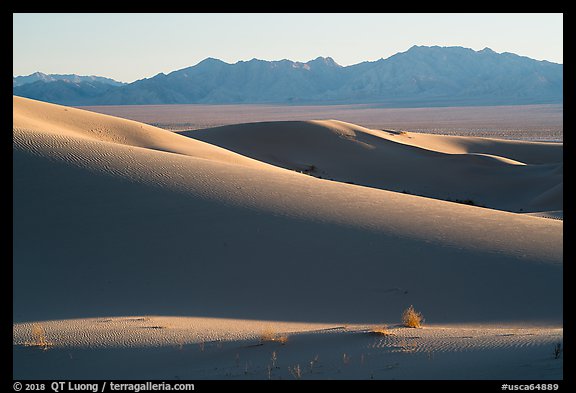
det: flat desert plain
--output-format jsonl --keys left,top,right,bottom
{"left": 13, "top": 96, "right": 562, "bottom": 379}
{"left": 80, "top": 103, "right": 563, "bottom": 141}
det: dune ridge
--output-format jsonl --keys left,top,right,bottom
{"left": 14, "top": 96, "right": 267, "bottom": 168}
{"left": 183, "top": 119, "right": 562, "bottom": 214}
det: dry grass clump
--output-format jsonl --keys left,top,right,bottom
{"left": 402, "top": 305, "right": 424, "bottom": 328}
{"left": 553, "top": 343, "right": 562, "bottom": 359}
{"left": 288, "top": 363, "right": 302, "bottom": 379}
{"left": 26, "top": 323, "right": 53, "bottom": 350}
{"left": 260, "top": 327, "right": 289, "bottom": 344}
{"left": 371, "top": 326, "right": 396, "bottom": 336}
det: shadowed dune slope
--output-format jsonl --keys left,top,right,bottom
{"left": 183, "top": 120, "right": 562, "bottom": 213}
{"left": 13, "top": 97, "right": 562, "bottom": 325}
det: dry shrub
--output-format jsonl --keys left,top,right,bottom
{"left": 29, "top": 323, "right": 52, "bottom": 350}
{"left": 402, "top": 305, "right": 424, "bottom": 328}
{"left": 260, "top": 327, "right": 288, "bottom": 344}
{"left": 289, "top": 364, "right": 302, "bottom": 379}
{"left": 554, "top": 343, "right": 562, "bottom": 359}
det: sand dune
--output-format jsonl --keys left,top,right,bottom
{"left": 183, "top": 120, "right": 562, "bottom": 213}
{"left": 385, "top": 131, "right": 562, "bottom": 164}
{"left": 13, "top": 96, "right": 562, "bottom": 378}
{"left": 14, "top": 96, "right": 266, "bottom": 168}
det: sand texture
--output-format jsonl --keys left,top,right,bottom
{"left": 13, "top": 96, "right": 563, "bottom": 379}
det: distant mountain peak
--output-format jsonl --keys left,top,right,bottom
{"left": 196, "top": 57, "right": 228, "bottom": 67}
{"left": 406, "top": 44, "right": 441, "bottom": 51}
{"left": 308, "top": 56, "right": 340, "bottom": 67}
{"left": 13, "top": 72, "right": 126, "bottom": 88}
{"left": 406, "top": 45, "right": 480, "bottom": 53}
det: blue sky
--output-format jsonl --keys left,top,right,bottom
{"left": 13, "top": 13, "right": 563, "bottom": 83}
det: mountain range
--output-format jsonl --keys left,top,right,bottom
{"left": 12, "top": 72, "right": 126, "bottom": 87}
{"left": 13, "top": 46, "right": 563, "bottom": 107}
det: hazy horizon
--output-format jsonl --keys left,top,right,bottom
{"left": 13, "top": 13, "right": 563, "bottom": 83}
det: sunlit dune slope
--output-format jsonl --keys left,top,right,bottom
{"left": 13, "top": 97, "right": 562, "bottom": 325}
{"left": 14, "top": 95, "right": 266, "bottom": 168}
{"left": 391, "top": 132, "right": 561, "bottom": 164}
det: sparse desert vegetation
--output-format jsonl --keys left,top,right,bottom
{"left": 13, "top": 316, "right": 562, "bottom": 379}
{"left": 447, "top": 198, "right": 484, "bottom": 207}
{"left": 554, "top": 343, "right": 562, "bottom": 359}
{"left": 402, "top": 305, "right": 424, "bottom": 328}
{"left": 27, "top": 323, "right": 52, "bottom": 350}
{"left": 260, "top": 327, "right": 289, "bottom": 344}
{"left": 371, "top": 326, "right": 396, "bottom": 336}
{"left": 288, "top": 363, "right": 302, "bottom": 379}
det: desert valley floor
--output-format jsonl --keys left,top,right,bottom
{"left": 13, "top": 96, "right": 562, "bottom": 379}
